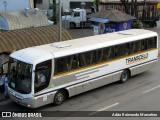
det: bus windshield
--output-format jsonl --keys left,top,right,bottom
{"left": 8, "top": 58, "right": 32, "bottom": 94}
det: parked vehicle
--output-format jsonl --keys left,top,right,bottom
{"left": 62, "top": 8, "right": 91, "bottom": 29}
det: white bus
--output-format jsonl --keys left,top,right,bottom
{"left": 8, "top": 29, "right": 158, "bottom": 108}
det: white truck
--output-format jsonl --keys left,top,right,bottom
{"left": 62, "top": 8, "right": 91, "bottom": 29}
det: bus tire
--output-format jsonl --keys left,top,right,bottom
{"left": 119, "top": 70, "right": 129, "bottom": 83}
{"left": 54, "top": 90, "right": 66, "bottom": 106}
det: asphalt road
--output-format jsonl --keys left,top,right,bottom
{"left": 0, "top": 21, "right": 160, "bottom": 120}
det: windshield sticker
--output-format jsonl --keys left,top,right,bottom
{"left": 11, "top": 82, "right": 15, "bottom": 88}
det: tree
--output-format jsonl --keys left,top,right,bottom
{"left": 94, "top": 0, "right": 100, "bottom": 12}
{"left": 120, "top": 0, "right": 129, "bottom": 14}
{"left": 134, "top": 0, "right": 138, "bottom": 18}
{"left": 52, "top": 0, "right": 57, "bottom": 24}
{"left": 121, "top": 0, "right": 137, "bottom": 17}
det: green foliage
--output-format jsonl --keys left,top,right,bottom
{"left": 52, "top": 0, "right": 57, "bottom": 24}
{"left": 94, "top": 0, "right": 100, "bottom": 11}
{"left": 143, "top": 23, "right": 151, "bottom": 28}
{"left": 133, "top": 21, "right": 143, "bottom": 29}
{"left": 94, "top": 0, "right": 100, "bottom": 4}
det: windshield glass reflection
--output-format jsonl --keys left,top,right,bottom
{"left": 9, "top": 58, "right": 32, "bottom": 94}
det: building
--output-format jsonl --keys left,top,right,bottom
{"left": 99, "top": 0, "right": 159, "bottom": 27}
{"left": 34, "top": 0, "right": 157, "bottom": 10}
{"left": 0, "top": 8, "right": 50, "bottom": 30}
{"left": 0, "top": 25, "right": 72, "bottom": 73}
{"left": 34, "top": 0, "right": 94, "bottom": 10}
{"left": 89, "top": 9, "right": 136, "bottom": 35}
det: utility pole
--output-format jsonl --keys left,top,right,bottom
{"left": 81, "top": 2, "right": 86, "bottom": 37}
{"left": 59, "top": 0, "right": 62, "bottom": 42}
{"left": 3, "top": 1, "right": 8, "bottom": 12}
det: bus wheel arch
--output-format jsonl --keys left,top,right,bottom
{"left": 53, "top": 89, "right": 69, "bottom": 106}
{"left": 119, "top": 69, "right": 130, "bottom": 83}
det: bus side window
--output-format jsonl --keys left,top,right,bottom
{"left": 125, "top": 43, "right": 130, "bottom": 55}
{"left": 130, "top": 42, "right": 136, "bottom": 54}
{"left": 140, "top": 40, "right": 144, "bottom": 51}
{"left": 108, "top": 47, "right": 114, "bottom": 59}
{"left": 79, "top": 51, "right": 96, "bottom": 67}
{"left": 153, "top": 37, "right": 157, "bottom": 48}
{"left": 92, "top": 51, "right": 97, "bottom": 64}
{"left": 66, "top": 56, "right": 72, "bottom": 71}
{"left": 71, "top": 55, "right": 79, "bottom": 70}
{"left": 35, "top": 60, "right": 51, "bottom": 93}
{"left": 115, "top": 44, "right": 126, "bottom": 57}
{"left": 103, "top": 47, "right": 114, "bottom": 60}
{"left": 56, "top": 58, "right": 68, "bottom": 74}
{"left": 147, "top": 37, "right": 157, "bottom": 49}
{"left": 135, "top": 41, "right": 141, "bottom": 52}
{"left": 97, "top": 49, "right": 107, "bottom": 62}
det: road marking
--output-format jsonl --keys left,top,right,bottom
{"left": 89, "top": 103, "right": 119, "bottom": 116}
{"left": 142, "top": 85, "right": 160, "bottom": 94}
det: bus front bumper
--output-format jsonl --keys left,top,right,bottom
{"left": 9, "top": 93, "right": 36, "bottom": 108}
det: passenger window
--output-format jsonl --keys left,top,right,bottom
{"left": 69, "top": 55, "right": 79, "bottom": 70}
{"left": 55, "top": 58, "right": 68, "bottom": 73}
{"left": 55, "top": 55, "right": 80, "bottom": 74}
{"left": 130, "top": 42, "right": 135, "bottom": 53}
{"left": 97, "top": 49, "right": 107, "bottom": 62}
{"left": 97, "top": 47, "right": 114, "bottom": 62}
{"left": 147, "top": 37, "right": 157, "bottom": 49}
{"left": 115, "top": 44, "right": 128, "bottom": 57}
{"left": 79, "top": 51, "right": 97, "bottom": 67}
{"left": 135, "top": 41, "right": 141, "bottom": 52}
{"left": 140, "top": 40, "right": 147, "bottom": 51}
{"left": 35, "top": 60, "right": 51, "bottom": 93}
{"left": 108, "top": 47, "right": 114, "bottom": 59}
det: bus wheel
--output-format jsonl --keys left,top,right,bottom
{"left": 54, "top": 90, "right": 66, "bottom": 105}
{"left": 120, "top": 70, "right": 129, "bottom": 83}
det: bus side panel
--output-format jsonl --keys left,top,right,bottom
{"left": 51, "top": 50, "right": 157, "bottom": 98}
{"left": 140, "top": 60, "right": 157, "bottom": 73}
{"left": 51, "top": 75, "right": 76, "bottom": 88}
{"left": 67, "top": 73, "right": 119, "bottom": 97}
{"left": 112, "top": 71, "right": 122, "bottom": 82}
{"left": 34, "top": 92, "right": 56, "bottom": 108}
{"left": 130, "top": 60, "right": 157, "bottom": 76}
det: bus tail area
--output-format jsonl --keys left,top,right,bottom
{"left": 8, "top": 29, "right": 158, "bottom": 108}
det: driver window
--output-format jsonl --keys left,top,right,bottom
{"left": 35, "top": 60, "right": 52, "bottom": 93}
{"left": 35, "top": 70, "right": 47, "bottom": 86}
{"left": 74, "top": 12, "right": 80, "bottom": 17}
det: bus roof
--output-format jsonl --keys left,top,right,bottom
{"left": 10, "top": 29, "right": 157, "bottom": 65}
